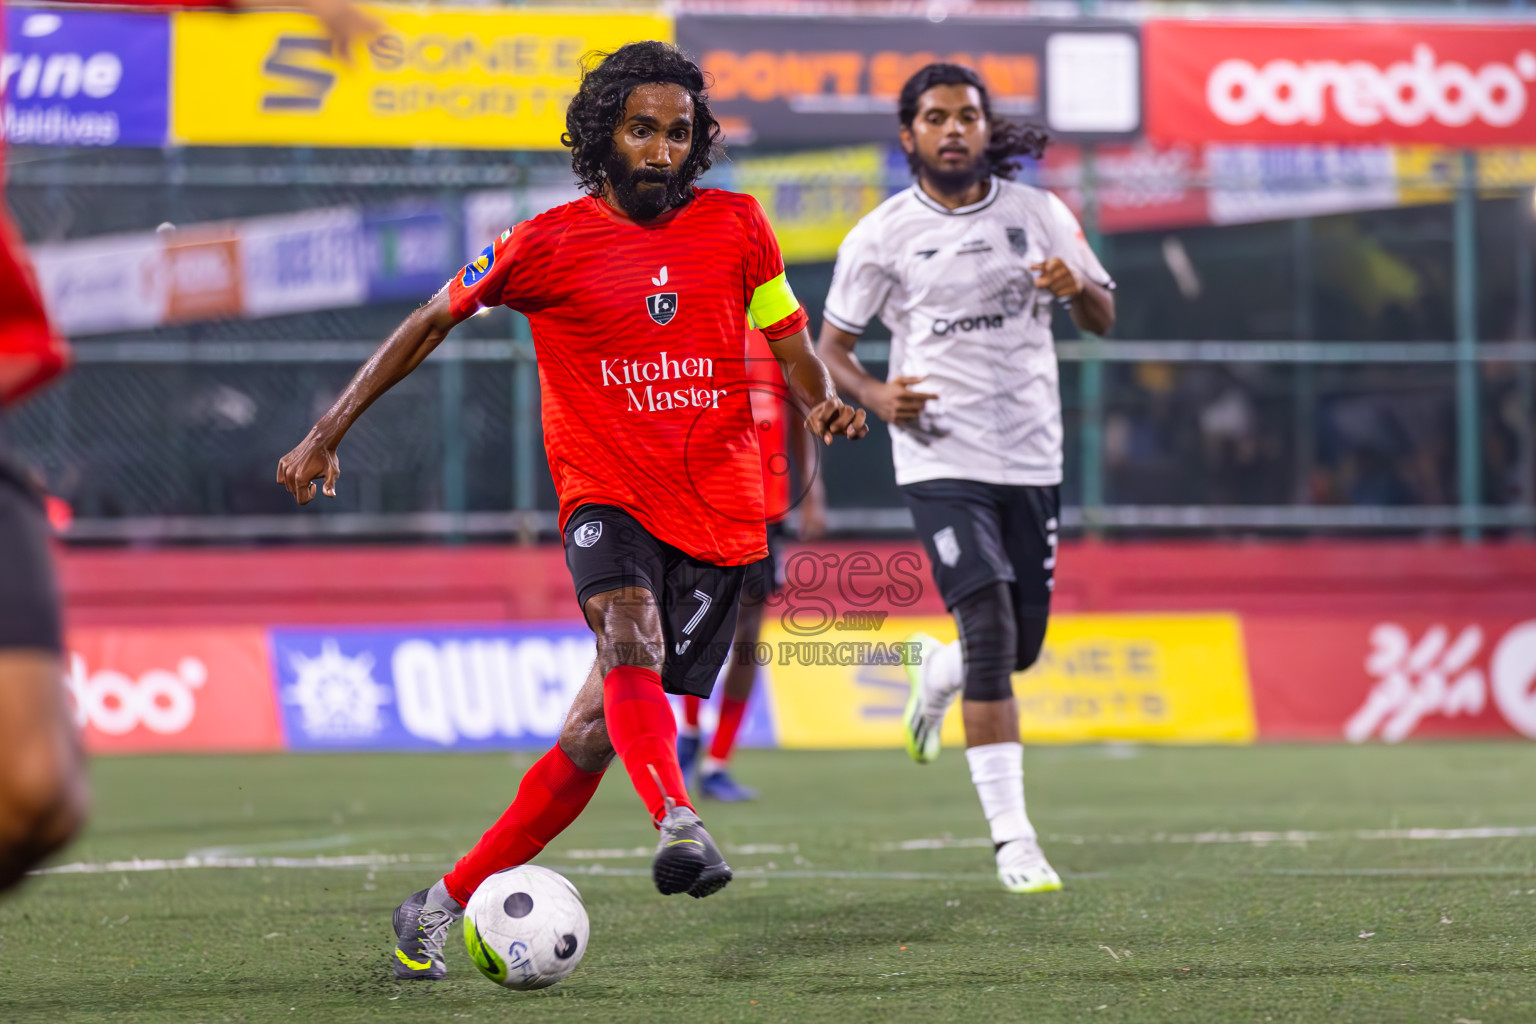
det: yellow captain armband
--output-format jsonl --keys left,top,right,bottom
{"left": 747, "top": 272, "right": 799, "bottom": 330}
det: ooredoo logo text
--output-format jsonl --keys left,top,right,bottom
{"left": 67, "top": 652, "right": 206, "bottom": 736}
{"left": 1208, "top": 45, "right": 1536, "bottom": 130}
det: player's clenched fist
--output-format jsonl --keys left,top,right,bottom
{"left": 863, "top": 375, "right": 938, "bottom": 426}
{"left": 276, "top": 430, "right": 341, "bottom": 505}
{"left": 805, "top": 397, "right": 868, "bottom": 444}
{"left": 1030, "top": 257, "right": 1086, "bottom": 300}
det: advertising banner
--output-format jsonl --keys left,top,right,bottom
{"left": 679, "top": 15, "right": 1141, "bottom": 147}
{"left": 163, "top": 224, "right": 243, "bottom": 323}
{"left": 29, "top": 231, "right": 164, "bottom": 336}
{"left": 171, "top": 8, "right": 671, "bottom": 149}
{"left": 728, "top": 145, "right": 896, "bottom": 264}
{"left": 1146, "top": 20, "right": 1536, "bottom": 146}
{"left": 2, "top": 8, "right": 169, "bottom": 147}
{"left": 241, "top": 207, "right": 366, "bottom": 317}
{"left": 269, "top": 624, "right": 599, "bottom": 751}
{"left": 764, "top": 613, "right": 1256, "bottom": 748}
{"left": 364, "top": 199, "right": 454, "bottom": 302}
{"left": 1043, "top": 142, "right": 1210, "bottom": 234}
{"left": 66, "top": 627, "right": 283, "bottom": 754}
{"left": 1246, "top": 616, "right": 1536, "bottom": 742}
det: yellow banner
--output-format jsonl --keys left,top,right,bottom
{"left": 732, "top": 146, "right": 889, "bottom": 264}
{"left": 172, "top": 7, "right": 672, "bottom": 148}
{"left": 763, "top": 613, "right": 1255, "bottom": 748}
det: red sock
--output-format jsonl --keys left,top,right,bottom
{"left": 604, "top": 665, "right": 693, "bottom": 823}
{"left": 708, "top": 696, "right": 749, "bottom": 764}
{"left": 682, "top": 695, "right": 701, "bottom": 732}
{"left": 442, "top": 745, "right": 603, "bottom": 906}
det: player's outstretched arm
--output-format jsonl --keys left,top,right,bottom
{"left": 276, "top": 289, "right": 456, "bottom": 505}
{"left": 816, "top": 322, "right": 936, "bottom": 426}
{"left": 768, "top": 328, "right": 868, "bottom": 445}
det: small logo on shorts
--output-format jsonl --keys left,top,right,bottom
{"left": 934, "top": 526, "right": 961, "bottom": 568}
{"left": 574, "top": 521, "right": 602, "bottom": 548}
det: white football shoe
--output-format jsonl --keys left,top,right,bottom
{"left": 901, "top": 632, "right": 960, "bottom": 764}
{"left": 995, "top": 837, "right": 1063, "bottom": 894}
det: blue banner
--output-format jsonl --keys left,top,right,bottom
{"left": 269, "top": 623, "right": 780, "bottom": 753}
{"left": 2, "top": 9, "right": 169, "bottom": 147}
{"left": 270, "top": 624, "right": 597, "bottom": 751}
{"left": 363, "top": 200, "right": 455, "bottom": 302}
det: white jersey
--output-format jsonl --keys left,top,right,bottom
{"left": 824, "top": 177, "right": 1112, "bottom": 487}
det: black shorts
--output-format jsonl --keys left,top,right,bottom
{"left": 739, "top": 524, "right": 786, "bottom": 607}
{"left": 564, "top": 504, "right": 750, "bottom": 698}
{"left": 901, "top": 479, "right": 1059, "bottom": 617}
{"left": 0, "top": 451, "right": 63, "bottom": 653}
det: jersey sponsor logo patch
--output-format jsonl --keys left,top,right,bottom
{"left": 574, "top": 521, "right": 602, "bottom": 548}
{"left": 646, "top": 292, "right": 678, "bottom": 326}
{"left": 934, "top": 526, "right": 962, "bottom": 568}
{"left": 933, "top": 314, "right": 1005, "bottom": 336}
{"left": 462, "top": 244, "right": 495, "bottom": 287}
{"left": 1007, "top": 227, "right": 1029, "bottom": 256}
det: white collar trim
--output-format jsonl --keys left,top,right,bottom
{"left": 911, "top": 177, "right": 1000, "bottom": 216}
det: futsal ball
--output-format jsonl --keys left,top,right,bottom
{"left": 463, "top": 865, "right": 590, "bottom": 990}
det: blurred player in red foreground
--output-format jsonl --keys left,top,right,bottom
{"left": 678, "top": 329, "right": 826, "bottom": 801}
{"left": 0, "top": 0, "right": 378, "bottom": 895}
{"left": 276, "top": 42, "right": 866, "bottom": 979}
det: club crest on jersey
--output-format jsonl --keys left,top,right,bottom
{"left": 1007, "top": 227, "right": 1029, "bottom": 257}
{"left": 574, "top": 521, "right": 602, "bottom": 548}
{"left": 462, "top": 244, "right": 495, "bottom": 287}
{"left": 646, "top": 292, "right": 679, "bottom": 326}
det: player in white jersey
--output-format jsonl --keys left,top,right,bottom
{"left": 817, "top": 63, "right": 1114, "bottom": 894}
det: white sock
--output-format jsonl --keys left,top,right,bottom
{"left": 921, "top": 640, "right": 965, "bottom": 719}
{"left": 964, "top": 742, "right": 1035, "bottom": 845}
{"left": 427, "top": 878, "right": 465, "bottom": 917}
{"left": 700, "top": 755, "right": 727, "bottom": 776}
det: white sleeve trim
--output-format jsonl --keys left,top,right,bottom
{"left": 822, "top": 306, "right": 867, "bottom": 336}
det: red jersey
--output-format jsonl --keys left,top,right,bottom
{"left": 448, "top": 189, "right": 808, "bottom": 565}
{"left": 745, "top": 329, "right": 792, "bottom": 522}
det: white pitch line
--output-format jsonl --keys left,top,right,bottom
{"left": 880, "top": 825, "right": 1536, "bottom": 852}
{"left": 35, "top": 853, "right": 435, "bottom": 875}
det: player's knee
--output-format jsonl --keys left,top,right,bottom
{"left": 589, "top": 601, "right": 664, "bottom": 671}
{"left": 955, "top": 583, "right": 1018, "bottom": 702}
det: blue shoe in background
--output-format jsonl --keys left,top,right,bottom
{"left": 700, "top": 770, "right": 758, "bottom": 803}
{"left": 677, "top": 732, "right": 701, "bottom": 782}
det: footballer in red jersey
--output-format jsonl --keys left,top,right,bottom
{"left": 0, "top": 0, "right": 380, "bottom": 897}
{"left": 276, "top": 41, "right": 866, "bottom": 979}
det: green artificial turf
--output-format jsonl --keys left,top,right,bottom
{"left": 3, "top": 744, "right": 1535, "bottom": 1023}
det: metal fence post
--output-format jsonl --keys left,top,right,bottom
{"left": 1454, "top": 149, "right": 1481, "bottom": 542}
{"left": 1518, "top": 190, "right": 1535, "bottom": 535}
{"left": 1292, "top": 217, "right": 1315, "bottom": 504}
{"left": 1078, "top": 145, "right": 1104, "bottom": 533}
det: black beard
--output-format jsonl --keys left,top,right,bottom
{"left": 605, "top": 152, "right": 690, "bottom": 221}
{"left": 918, "top": 153, "right": 989, "bottom": 196}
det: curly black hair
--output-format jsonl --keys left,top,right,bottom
{"left": 562, "top": 41, "right": 723, "bottom": 198}
{"left": 898, "top": 63, "right": 1048, "bottom": 180}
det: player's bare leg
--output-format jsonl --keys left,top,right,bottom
{"left": 0, "top": 650, "right": 88, "bottom": 894}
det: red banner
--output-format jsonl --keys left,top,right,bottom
{"left": 1146, "top": 20, "right": 1536, "bottom": 146}
{"left": 65, "top": 627, "right": 283, "bottom": 753}
{"left": 1246, "top": 616, "right": 1536, "bottom": 742}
